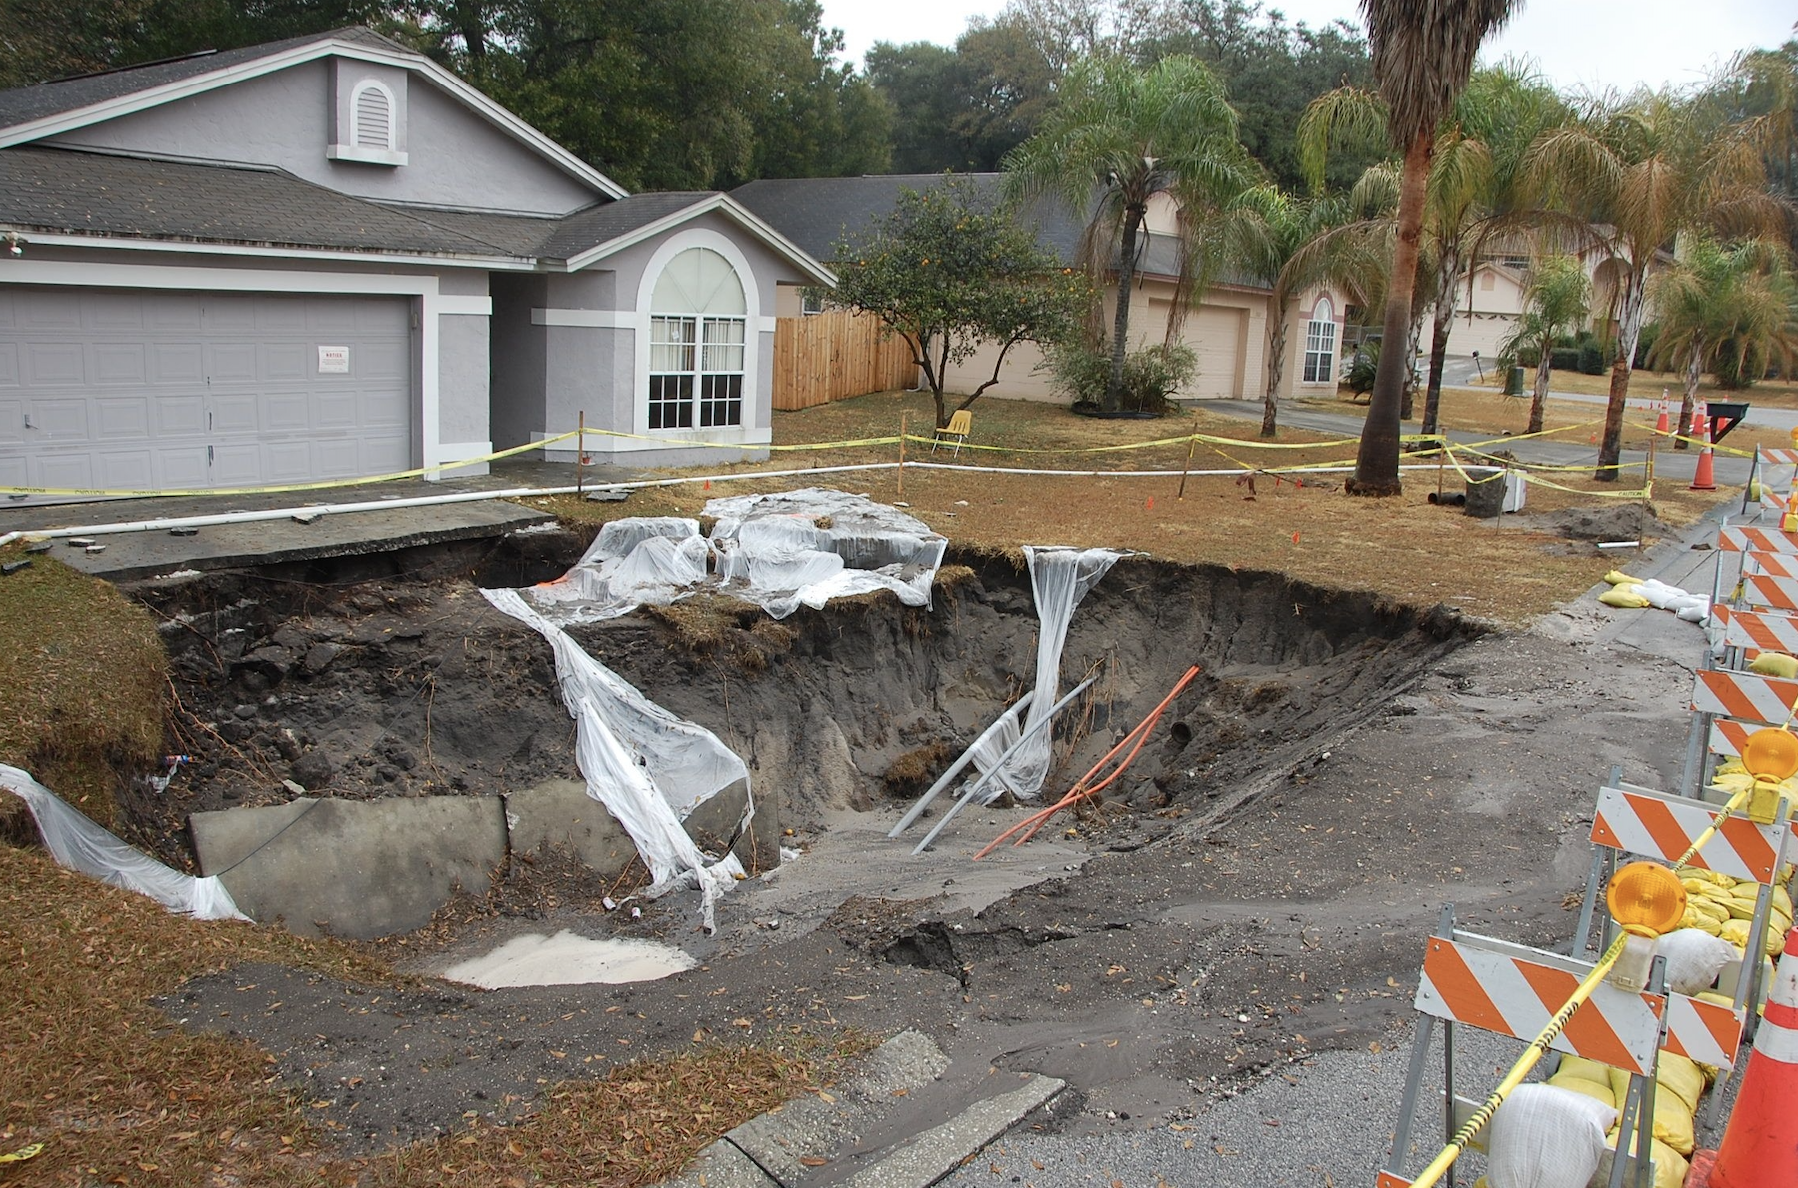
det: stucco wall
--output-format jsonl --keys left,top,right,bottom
{"left": 48, "top": 58, "right": 602, "bottom": 215}
{"left": 489, "top": 274, "right": 548, "bottom": 450}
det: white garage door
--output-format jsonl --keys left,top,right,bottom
{"left": 1152, "top": 300, "right": 1246, "bottom": 399}
{"left": 0, "top": 287, "right": 412, "bottom": 495}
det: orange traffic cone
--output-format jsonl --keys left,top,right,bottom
{"left": 1655, "top": 406, "right": 1670, "bottom": 434}
{"left": 1692, "top": 408, "right": 1707, "bottom": 441}
{"left": 1695, "top": 927, "right": 1798, "bottom": 1187}
{"left": 1691, "top": 445, "right": 1717, "bottom": 491}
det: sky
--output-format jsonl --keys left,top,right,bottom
{"left": 821, "top": 0, "right": 1797, "bottom": 94}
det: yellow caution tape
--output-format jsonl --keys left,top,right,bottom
{"left": 0, "top": 1143, "right": 43, "bottom": 1163}
{"left": 899, "top": 430, "right": 1363, "bottom": 455}
{"left": 1626, "top": 422, "right": 1757, "bottom": 457}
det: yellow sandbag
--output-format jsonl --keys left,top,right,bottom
{"left": 1721, "top": 918, "right": 1751, "bottom": 949}
{"left": 1697, "top": 990, "right": 1736, "bottom": 1008}
{"left": 1651, "top": 1139, "right": 1689, "bottom": 1188}
{"left": 1656, "top": 1054, "right": 1705, "bottom": 1113}
{"left": 1547, "top": 1071, "right": 1617, "bottom": 1110}
{"left": 1559, "top": 1055, "right": 1619, "bottom": 1086}
{"left": 1605, "top": 569, "right": 1644, "bottom": 585}
{"left": 1751, "top": 652, "right": 1798, "bottom": 679}
{"left": 1601, "top": 586, "right": 1652, "bottom": 608}
{"left": 1716, "top": 758, "right": 1747, "bottom": 776}
{"left": 1652, "top": 1092, "right": 1696, "bottom": 1155}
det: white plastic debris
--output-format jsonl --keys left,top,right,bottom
{"left": 520, "top": 490, "right": 946, "bottom": 625}
{"left": 483, "top": 589, "right": 749, "bottom": 931}
{"left": 0, "top": 763, "right": 247, "bottom": 921}
{"left": 966, "top": 546, "right": 1121, "bottom": 801}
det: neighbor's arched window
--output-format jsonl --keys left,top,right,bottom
{"left": 350, "top": 81, "right": 397, "bottom": 151}
{"left": 648, "top": 247, "right": 747, "bottom": 429}
{"left": 1303, "top": 296, "right": 1337, "bottom": 384}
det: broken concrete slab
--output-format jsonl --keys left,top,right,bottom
{"left": 506, "top": 776, "right": 779, "bottom": 878}
{"left": 49, "top": 500, "right": 553, "bottom": 581}
{"left": 664, "top": 1031, "right": 951, "bottom": 1188}
{"left": 190, "top": 794, "right": 506, "bottom": 938}
{"left": 841, "top": 1075, "right": 1065, "bottom": 1188}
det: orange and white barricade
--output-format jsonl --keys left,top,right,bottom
{"left": 1690, "top": 667, "right": 1798, "bottom": 728}
{"left": 1378, "top": 906, "right": 1743, "bottom": 1188}
{"left": 1738, "top": 572, "right": 1798, "bottom": 613}
{"left": 1717, "top": 525, "right": 1798, "bottom": 555}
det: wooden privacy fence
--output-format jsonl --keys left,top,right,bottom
{"left": 772, "top": 309, "right": 917, "bottom": 411}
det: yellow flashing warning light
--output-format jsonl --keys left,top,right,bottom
{"left": 1606, "top": 861, "right": 1687, "bottom": 939}
{"left": 1742, "top": 727, "right": 1798, "bottom": 781}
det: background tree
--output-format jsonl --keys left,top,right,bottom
{"left": 1005, "top": 54, "right": 1254, "bottom": 413}
{"left": 1498, "top": 254, "right": 1589, "bottom": 435}
{"left": 1339, "top": 0, "right": 1520, "bottom": 496}
{"left": 1649, "top": 238, "right": 1796, "bottom": 434}
{"left": 1218, "top": 186, "right": 1368, "bottom": 436}
{"left": 829, "top": 178, "right": 1093, "bottom": 429}
{"left": 1527, "top": 88, "right": 1785, "bottom": 479}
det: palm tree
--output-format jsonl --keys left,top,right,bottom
{"left": 1649, "top": 237, "right": 1798, "bottom": 442}
{"left": 1338, "top": 0, "right": 1521, "bottom": 495}
{"left": 1526, "top": 90, "right": 1784, "bottom": 479}
{"left": 1498, "top": 254, "right": 1589, "bottom": 435}
{"left": 1005, "top": 55, "right": 1256, "bottom": 413}
{"left": 1217, "top": 185, "right": 1371, "bottom": 436}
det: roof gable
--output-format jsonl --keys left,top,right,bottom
{"left": 0, "top": 27, "right": 626, "bottom": 200}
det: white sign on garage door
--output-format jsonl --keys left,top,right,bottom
{"left": 0, "top": 286, "right": 412, "bottom": 495}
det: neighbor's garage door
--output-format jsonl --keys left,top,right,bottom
{"left": 1151, "top": 299, "right": 1246, "bottom": 399}
{"left": 0, "top": 286, "right": 412, "bottom": 495}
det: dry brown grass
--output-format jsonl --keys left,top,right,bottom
{"left": 520, "top": 389, "right": 1730, "bottom": 626}
{"left": 0, "top": 546, "right": 166, "bottom": 828}
{"left": 0, "top": 840, "right": 862, "bottom": 1188}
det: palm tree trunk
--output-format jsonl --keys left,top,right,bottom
{"left": 1107, "top": 206, "right": 1145, "bottom": 413}
{"left": 1674, "top": 338, "right": 1703, "bottom": 451}
{"left": 1595, "top": 267, "right": 1647, "bottom": 481}
{"left": 1529, "top": 344, "right": 1551, "bottom": 435}
{"left": 1262, "top": 305, "right": 1289, "bottom": 438}
{"left": 1350, "top": 130, "right": 1432, "bottom": 496}
{"left": 1420, "top": 249, "right": 1459, "bottom": 436}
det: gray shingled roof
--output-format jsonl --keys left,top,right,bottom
{"left": 418, "top": 193, "right": 715, "bottom": 260}
{"left": 730, "top": 173, "right": 1267, "bottom": 291}
{"left": 0, "top": 146, "right": 728, "bottom": 263}
{"left": 0, "top": 146, "right": 521, "bottom": 255}
{"left": 0, "top": 27, "right": 404, "bottom": 131}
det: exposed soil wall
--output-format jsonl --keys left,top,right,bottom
{"left": 130, "top": 534, "right": 1477, "bottom": 893}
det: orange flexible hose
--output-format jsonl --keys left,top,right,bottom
{"left": 974, "top": 666, "right": 1200, "bottom": 859}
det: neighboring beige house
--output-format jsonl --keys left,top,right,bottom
{"left": 732, "top": 177, "right": 1348, "bottom": 407}
{"left": 1443, "top": 240, "right": 1664, "bottom": 360}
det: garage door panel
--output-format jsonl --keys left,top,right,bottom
{"left": 264, "top": 392, "right": 311, "bottom": 432}
{"left": 32, "top": 398, "right": 90, "bottom": 439}
{"left": 150, "top": 342, "right": 204, "bottom": 385}
{"left": 88, "top": 293, "right": 145, "bottom": 330}
{"left": 155, "top": 394, "right": 206, "bottom": 438}
{"left": 21, "top": 291, "right": 82, "bottom": 331}
{"left": 263, "top": 442, "right": 315, "bottom": 482}
{"left": 92, "top": 343, "right": 148, "bottom": 385}
{"left": 157, "top": 448, "right": 208, "bottom": 489}
{"left": 27, "top": 343, "right": 85, "bottom": 385}
{"left": 3, "top": 286, "right": 413, "bottom": 494}
{"left": 94, "top": 397, "right": 149, "bottom": 439}
{"left": 315, "top": 391, "right": 358, "bottom": 430}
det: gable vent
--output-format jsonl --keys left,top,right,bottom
{"left": 351, "top": 82, "right": 394, "bottom": 150}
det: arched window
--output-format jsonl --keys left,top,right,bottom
{"left": 1303, "top": 296, "right": 1337, "bottom": 384}
{"left": 350, "top": 81, "right": 396, "bottom": 152}
{"left": 648, "top": 247, "right": 747, "bottom": 429}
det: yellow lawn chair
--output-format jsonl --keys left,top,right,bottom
{"left": 932, "top": 409, "right": 972, "bottom": 457}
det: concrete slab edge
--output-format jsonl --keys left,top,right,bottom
{"left": 841, "top": 1074, "right": 1066, "bottom": 1188}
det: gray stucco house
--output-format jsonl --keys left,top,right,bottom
{"left": 0, "top": 27, "right": 833, "bottom": 496}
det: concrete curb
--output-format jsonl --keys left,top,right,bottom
{"left": 661, "top": 1032, "right": 1063, "bottom": 1188}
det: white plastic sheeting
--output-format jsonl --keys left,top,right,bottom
{"left": 483, "top": 589, "right": 749, "bottom": 930}
{"left": 520, "top": 489, "right": 947, "bottom": 624}
{"left": 705, "top": 489, "right": 947, "bottom": 619}
{"left": 1, "top": 763, "right": 246, "bottom": 921}
{"left": 966, "top": 547, "right": 1121, "bottom": 802}
{"left": 528, "top": 518, "right": 710, "bottom": 623}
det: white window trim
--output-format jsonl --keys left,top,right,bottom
{"left": 1302, "top": 297, "right": 1337, "bottom": 385}
{"left": 626, "top": 229, "right": 764, "bottom": 447}
{"left": 329, "top": 78, "right": 408, "bottom": 166}
{"left": 0, "top": 258, "right": 481, "bottom": 476}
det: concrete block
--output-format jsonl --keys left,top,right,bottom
{"left": 503, "top": 778, "right": 635, "bottom": 869}
{"left": 843, "top": 1074, "right": 1066, "bottom": 1188}
{"left": 191, "top": 794, "right": 506, "bottom": 938}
